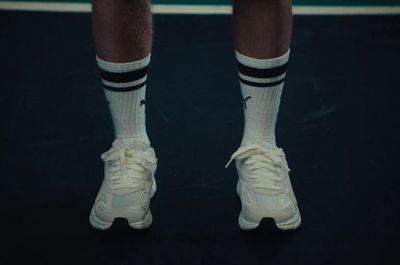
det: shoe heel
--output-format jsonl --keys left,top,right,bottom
{"left": 238, "top": 211, "right": 260, "bottom": 230}
{"left": 129, "top": 210, "right": 153, "bottom": 229}
{"left": 89, "top": 209, "right": 113, "bottom": 230}
{"left": 275, "top": 207, "right": 302, "bottom": 230}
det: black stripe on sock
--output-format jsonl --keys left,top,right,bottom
{"left": 237, "top": 62, "right": 288, "bottom": 79}
{"left": 99, "top": 66, "right": 148, "bottom": 83}
{"left": 239, "top": 77, "right": 286, "bottom": 87}
{"left": 103, "top": 81, "right": 146, "bottom": 92}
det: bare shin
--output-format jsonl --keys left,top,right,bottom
{"left": 233, "top": 0, "right": 293, "bottom": 58}
{"left": 92, "top": 0, "right": 153, "bottom": 62}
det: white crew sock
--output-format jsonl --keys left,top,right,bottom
{"left": 96, "top": 54, "right": 151, "bottom": 146}
{"left": 236, "top": 49, "right": 290, "bottom": 147}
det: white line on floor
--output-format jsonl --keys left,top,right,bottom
{"left": 0, "top": 2, "right": 400, "bottom": 15}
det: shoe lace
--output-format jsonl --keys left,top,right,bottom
{"left": 101, "top": 145, "right": 157, "bottom": 191}
{"left": 225, "top": 144, "right": 290, "bottom": 191}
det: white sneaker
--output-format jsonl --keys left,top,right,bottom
{"left": 226, "top": 142, "right": 301, "bottom": 230}
{"left": 89, "top": 139, "right": 157, "bottom": 230}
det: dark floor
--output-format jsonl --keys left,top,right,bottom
{"left": 1, "top": 11, "right": 399, "bottom": 265}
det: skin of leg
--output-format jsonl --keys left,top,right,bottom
{"left": 233, "top": 0, "right": 293, "bottom": 58}
{"left": 92, "top": 0, "right": 152, "bottom": 63}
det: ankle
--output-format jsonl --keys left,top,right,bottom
{"left": 241, "top": 136, "right": 277, "bottom": 147}
{"left": 116, "top": 136, "right": 150, "bottom": 148}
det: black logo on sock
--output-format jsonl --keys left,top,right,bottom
{"left": 243, "top": 96, "right": 251, "bottom": 110}
{"left": 140, "top": 99, "right": 146, "bottom": 106}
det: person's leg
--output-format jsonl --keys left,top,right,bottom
{"left": 228, "top": 0, "right": 301, "bottom": 230}
{"left": 89, "top": 0, "right": 158, "bottom": 230}
{"left": 93, "top": 0, "right": 152, "bottom": 145}
{"left": 234, "top": 0, "right": 292, "bottom": 59}
{"left": 233, "top": 0, "right": 292, "bottom": 146}
{"left": 92, "top": 0, "right": 152, "bottom": 62}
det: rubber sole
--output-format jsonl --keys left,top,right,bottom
{"left": 89, "top": 178, "right": 157, "bottom": 230}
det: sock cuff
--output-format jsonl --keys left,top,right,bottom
{"left": 235, "top": 49, "right": 290, "bottom": 69}
{"left": 96, "top": 54, "right": 151, "bottom": 92}
{"left": 96, "top": 53, "right": 151, "bottom": 73}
